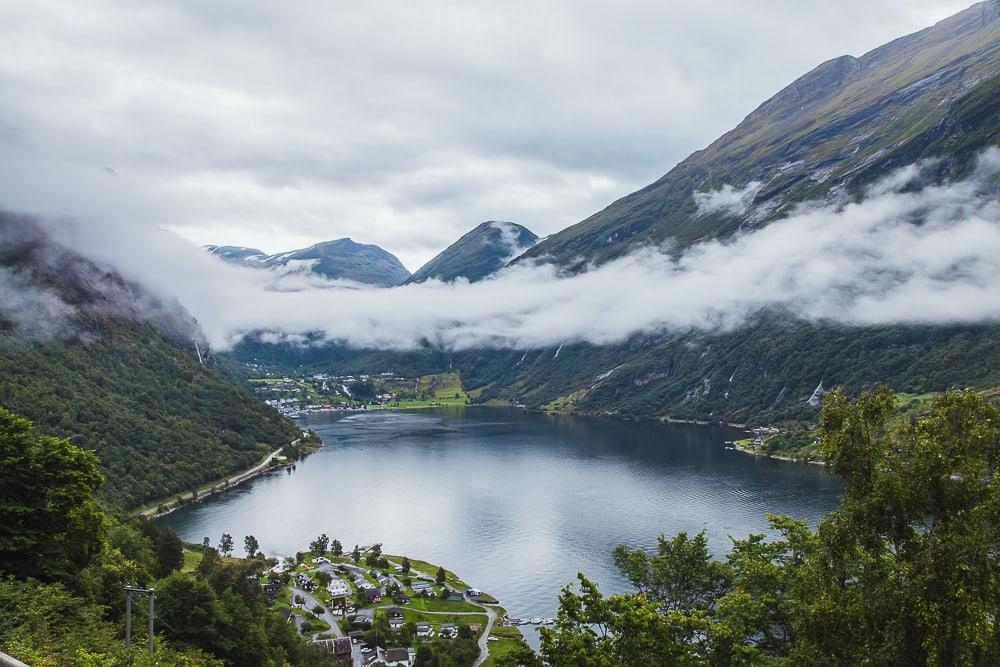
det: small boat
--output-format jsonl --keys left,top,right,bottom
{"left": 530, "top": 617, "right": 543, "bottom": 624}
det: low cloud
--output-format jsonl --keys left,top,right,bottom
{"left": 15, "top": 150, "right": 1000, "bottom": 353}
{"left": 0, "top": 266, "right": 75, "bottom": 339}
{"left": 492, "top": 221, "right": 538, "bottom": 265}
{"left": 693, "top": 181, "right": 763, "bottom": 216}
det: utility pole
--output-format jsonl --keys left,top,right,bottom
{"left": 124, "top": 585, "right": 156, "bottom": 658}
{"left": 125, "top": 590, "right": 132, "bottom": 646}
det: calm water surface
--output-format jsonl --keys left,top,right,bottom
{"left": 161, "top": 407, "right": 841, "bottom": 646}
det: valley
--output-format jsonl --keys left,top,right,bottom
{"left": 3, "top": 2, "right": 1000, "bottom": 665}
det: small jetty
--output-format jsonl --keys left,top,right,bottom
{"left": 505, "top": 616, "right": 555, "bottom": 626}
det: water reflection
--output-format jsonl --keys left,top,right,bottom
{"left": 161, "top": 407, "right": 841, "bottom": 649}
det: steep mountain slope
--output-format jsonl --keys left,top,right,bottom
{"left": 206, "top": 237, "right": 411, "bottom": 286}
{"left": 522, "top": 0, "right": 1000, "bottom": 266}
{"left": 407, "top": 221, "right": 538, "bottom": 283}
{"left": 0, "top": 215, "right": 299, "bottom": 510}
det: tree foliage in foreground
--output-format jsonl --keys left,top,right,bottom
{"left": 0, "top": 406, "right": 337, "bottom": 666}
{"left": 524, "top": 388, "right": 1000, "bottom": 666}
{"left": 0, "top": 407, "right": 106, "bottom": 582}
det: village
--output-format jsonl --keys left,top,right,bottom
{"left": 247, "top": 368, "right": 471, "bottom": 419}
{"left": 257, "top": 540, "right": 531, "bottom": 666}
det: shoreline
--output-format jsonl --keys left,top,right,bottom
{"left": 727, "top": 439, "right": 825, "bottom": 466}
{"left": 520, "top": 403, "right": 748, "bottom": 430}
{"left": 137, "top": 439, "right": 305, "bottom": 519}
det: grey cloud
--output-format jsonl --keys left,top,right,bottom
{"left": 694, "top": 181, "right": 763, "bottom": 216}
{"left": 0, "top": 266, "right": 75, "bottom": 339}
{"left": 36, "top": 150, "right": 1000, "bottom": 354}
{"left": 0, "top": 0, "right": 974, "bottom": 268}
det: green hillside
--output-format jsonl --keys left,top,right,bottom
{"left": 0, "top": 324, "right": 298, "bottom": 511}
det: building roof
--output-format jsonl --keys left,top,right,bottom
{"left": 384, "top": 648, "right": 410, "bottom": 661}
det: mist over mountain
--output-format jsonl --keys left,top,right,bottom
{"left": 1, "top": 212, "right": 208, "bottom": 349}
{"left": 521, "top": 0, "right": 1000, "bottom": 267}
{"left": 407, "top": 221, "right": 538, "bottom": 284}
{"left": 0, "top": 214, "right": 297, "bottom": 509}
{"left": 206, "top": 237, "right": 411, "bottom": 287}
{"left": 216, "top": 3, "right": 1000, "bottom": 424}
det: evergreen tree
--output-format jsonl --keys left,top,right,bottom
{"left": 219, "top": 533, "right": 234, "bottom": 556}
{"left": 244, "top": 534, "right": 259, "bottom": 558}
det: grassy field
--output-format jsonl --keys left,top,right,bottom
{"left": 894, "top": 391, "right": 938, "bottom": 417}
{"left": 403, "top": 596, "right": 482, "bottom": 613}
{"left": 398, "top": 609, "right": 488, "bottom": 628}
{"left": 391, "top": 555, "right": 469, "bottom": 588}
{"left": 375, "top": 372, "right": 469, "bottom": 409}
{"left": 181, "top": 548, "right": 201, "bottom": 573}
{"left": 483, "top": 624, "right": 531, "bottom": 666}
{"left": 483, "top": 638, "right": 529, "bottom": 665}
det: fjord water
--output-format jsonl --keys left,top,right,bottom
{"left": 162, "top": 408, "right": 840, "bottom": 642}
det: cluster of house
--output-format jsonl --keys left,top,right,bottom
{"left": 292, "top": 572, "right": 317, "bottom": 592}
{"left": 409, "top": 581, "right": 433, "bottom": 596}
{"left": 749, "top": 425, "right": 781, "bottom": 447}
{"left": 352, "top": 574, "right": 385, "bottom": 603}
{"left": 264, "top": 397, "right": 300, "bottom": 408}
{"left": 314, "top": 637, "right": 415, "bottom": 667}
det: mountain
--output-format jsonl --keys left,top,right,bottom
{"left": 227, "top": 2, "right": 1000, "bottom": 428}
{"left": 522, "top": 0, "right": 1000, "bottom": 266}
{"left": 206, "top": 237, "right": 411, "bottom": 287}
{"left": 407, "top": 221, "right": 538, "bottom": 283}
{"left": 0, "top": 214, "right": 300, "bottom": 510}
{"left": 203, "top": 244, "right": 266, "bottom": 262}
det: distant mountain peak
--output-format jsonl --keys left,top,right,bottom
{"left": 408, "top": 221, "right": 538, "bottom": 284}
{"left": 206, "top": 238, "right": 410, "bottom": 287}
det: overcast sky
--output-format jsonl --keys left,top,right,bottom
{"left": 0, "top": 0, "right": 975, "bottom": 270}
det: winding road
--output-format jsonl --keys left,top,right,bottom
{"left": 137, "top": 439, "right": 297, "bottom": 518}
{"left": 290, "top": 585, "right": 345, "bottom": 638}
{"left": 382, "top": 559, "right": 498, "bottom": 665}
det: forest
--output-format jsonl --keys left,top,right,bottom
{"left": 0, "top": 406, "right": 337, "bottom": 666}
{"left": 0, "top": 320, "right": 299, "bottom": 510}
